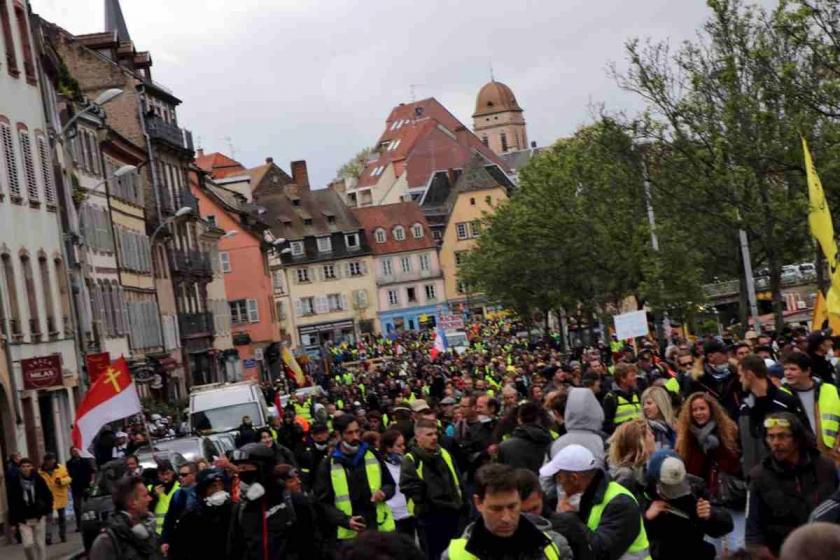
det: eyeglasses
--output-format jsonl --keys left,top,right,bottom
{"left": 178, "top": 471, "right": 192, "bottom": 478}
{"left": 764, "top": 418, "right": 791, "bottom": 429}
{"left": 678, "top": 361, "right": 693, "bottom": 367}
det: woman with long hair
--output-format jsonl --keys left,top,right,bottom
{"left": 379, "top": 429, "right": 416, "bottom": 540}
{"left": 675, "top": 392, "right": 741, "bottom": 487}
{"left": 641, "top": 386, "right": 676, "bottom": 450}
{"left": 607, "top": 418, "right": 656, "bottom": 499}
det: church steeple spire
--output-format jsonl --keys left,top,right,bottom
{"left": 104, "top": 0, "right": 131, "bottom": 43}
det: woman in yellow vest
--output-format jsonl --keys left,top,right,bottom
{"left": 540, "top": 444, "right": 651, "bottom": 560}
{"left": 313, "top": 414, "right": 395, "bottom": 540}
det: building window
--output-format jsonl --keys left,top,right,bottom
{"left": 457, "top": 280, "right": 469, "bottom": 294}
{"left": 348, "top": 261, "right": 363, "bottom": 277}
{"left": 219, "top": 252, "right": 231, "bottom": 273}
{"left": 38, "top": 256, "right": 56, "bottom": 334}
{"left": 455, "top": 251, "right": 468, "bottom": 267}
{"left": 485, "top": 195, "right": 492, "bottom": 205}
{"left": 36, "top": 136, "right": 56, "bottom": 205}
{"left": 327, "top": 215, "right": 336, "bottom": 224}
{"left": 481, "top": 136, "right": 488, "bottom": 147}
{"left": 393, "top": 226, "right": 405, "bottom": 241}
{"left": 411, "top": 223, "right": 424, "bottom": 239}
{"left": 300, "top": 297, "right": 315, "bottom": 316}
{"left": 54, "top": 258, "right": 71, "bottom": 333}
{"left": 432, "top": 230, "right": 442, "bottom": 241}
{"left": 291, "top": 198, "right": 301, "bottom": 207}
{"left": 345, "top": 233, "right": 360, "bottom": 249}
{"left": 470, "top": 221, "right": 482, "bottom": 237}
{"left": 456, "top": 223, "right": 468, "bottom": 240}
{"left": 327, "top": 293, "right": 343, "bottom": 312}
{"left": 296, "top": 268, "right": 310, "bottom": 283}
{"left": 400, "top": 256, "right": 411, "bottom": 273}
{"left": 1, "top": 254, "right": 20, "bottom": 335}
{"left": 387, "top": 290, "right": 399, "bottom": 306}
{"left": 303, "top": 218, "right": 313, "bottom": 226}
{"left": 1, "top": 0, "right": 18, "bottom": 77}
{"left": 272, "top": 270, "right": 285, "bottom": 293}
{"left": 290, "top": 241, "right": 304, "bottom": 256}
{"left": 500, "top": 132, "right": 508, "bottom": 153}
{"left": 0, "top": 121, "right": 20, "bottom": 198}
{"left": 20, "top": 255, "right": 39, "bottom": 337}
{"left": 317, "top": 236, "right": 332, "bottom": 253}
{"left": 230, "top": 299, "right": 259, "bottom": 324}
{"left": 322, "top": 264, "right": 337, "bottom": 280}
{"left": 470, "top": 197, "right": 475, "bottom": 206}
{"left": 425, "top": 284, "right": 437, "bottom": 301}
{"left": 419, "top": 253, "right": 431, "bottom": 271}
{"left": 382, "top": 259, "right": 392, "bottom": 276}
{"left": 19, "top": 129, "right": 38, "bottom": 203}
{"left": 406, "top": 287, "right": 417, "bottom": 304}
{"left": 374, "top": 228, "right": 386, "bottom": 244}
{"left": 14, "top": 4, "right": 36, "bottom": 84}
{"left": 206, "top": 215, "right": 216, "bottom": 226}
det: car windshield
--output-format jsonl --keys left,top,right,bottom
{"left": 155, "top": 439, "right": 201, "bottom": 458}
{"left": 447, "top": 334, "right": 467, "bottom": 346}
{"left": 191, "top": 402, "right": 261, "bottom": 434}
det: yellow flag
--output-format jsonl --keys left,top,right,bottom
{"left": 281, "top": 342, "right": 306, "bottom": 386}
{"left": 803, "top": 137, "right": 840, "bottom": 315}
{"left": 813, "top": 291, "right": 828, "bottom": 329}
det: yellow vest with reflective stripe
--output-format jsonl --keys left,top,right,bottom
{"left": 446, "top": 534, "right": 560, "bottom": 560}
{"left": 329, "top": 450, "right": 395, "bottom": 539}
{"left": 405, "top": 447, "right": 461, "bottom": 515}
{"left": 818, "top": 382, "right": 840, "bottom": 449}
{"left": 147, "top": 481, "right": 179, "bottom": 534}
{"left": 614, "top": 393, "right": 642, "bottom": 425}
{"left": 294, "top": 399, "right": 312, "bottom": 422}
{"left": 664, "top": 377, "right": 680, "bottom": 395}
{"left": 587, "top": 481, "right": 651, "bottom": 560}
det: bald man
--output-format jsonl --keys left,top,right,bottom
{"left": 780, "top": 522, "right": 840, "bottom": 560}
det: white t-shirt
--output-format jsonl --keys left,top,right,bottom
{"left": 793, "top": 385, "right": 817, "bottom": 433}
{"left": 384, "top": 460, "right": 410, "bottom": 521}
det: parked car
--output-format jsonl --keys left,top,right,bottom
{"left": 153, "top": 435, "right": 225, "bottom": 462}
{"left": 278, "top": 385, "right": 327, "bottom": 410}
{"left": 781, "top": 264, "right": 802, "bottom": 284}
{"left": 799, "top": 262, "right": 817, "bottom": 281}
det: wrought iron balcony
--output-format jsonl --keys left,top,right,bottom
{"left": 146, "top": 116, "right": 194, "bottom": 154}
{"left": 170, "top": 249, "right": 213, "bottom": 277}
{"left": 178, "top": 312, "right": 214, "bottom": 338}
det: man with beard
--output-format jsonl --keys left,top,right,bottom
{"left": 89, "top": 476, "right": 157, "bottom": 560}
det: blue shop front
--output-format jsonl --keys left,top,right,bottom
{"left": 379, "top": 304, "right": 441, "bottom": 334}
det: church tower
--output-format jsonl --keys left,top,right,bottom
{"left": 472, "top": 80, "right": 528, "bottom": 155}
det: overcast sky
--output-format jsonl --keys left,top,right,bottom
{"left": 35, "top": 0, "right": 732, "bottom": 187}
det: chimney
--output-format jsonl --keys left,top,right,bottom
{"left": 196, "top": 148, "right": 204, "bottom": 158}
{"left": 291, "top": 160, "right": 310, "bottom": 190}
{"left": 530, "top": 141, "right": 537, "bottom": 149}
{"left": 265, "top": 157, "right": 274, "bottom": 164}
{"left": 447, "top": 168, "right": 457, "bottom": 187}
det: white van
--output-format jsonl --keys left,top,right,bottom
{"left": 445, "top": 330, "right": 470, "bottom": 355}
{"left": 189, "top": 381, "right": 269, "bottom": 436}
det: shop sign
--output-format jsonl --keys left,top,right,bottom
{"left": 243, "top": 359, "right": 257, "bottom": 369}
{"left": 21, "top": 355, "right": 63, "bottom": 390}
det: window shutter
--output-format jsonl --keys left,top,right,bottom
{"left": 315, "top": 295, "right": 329, "bottom": 314}
{"left": 344, "top": 262, "right": 352, "bottom": 277}
{"left": 37, "top": 136, "right": 56, "bottom": 204}
{"left": 19, "top": 130, "right": 38, "bottom": 203}
{"left": 294, "top": 299, "right": 303, "bottom": 317}
{"left": 0, "top": 123, "right": 20, "bottom": 198}
{"left": 340, "top": 293, "right": 348, "bottom": 311}
{"left": 247, "top": 299, "right": 259, "bottom": 323}
{"left": 360, "top": 260, "right": 367, "bottom": 275}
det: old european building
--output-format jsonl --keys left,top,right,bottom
{"left": 472, "top": 80, "right": 528, "bottom": 156}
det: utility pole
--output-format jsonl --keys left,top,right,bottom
{"left": 739, "top": 228, "right": 762, "bottom": 334}
{"left": 641, "top": 156, "right": 667, "bottom": 350}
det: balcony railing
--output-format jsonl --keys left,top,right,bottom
{"left": 146, "top": 116, "right": 194, "bottom": 154}
{"left": 180, "top": 189, "right": 199, "bottom": 214}
{"left": 178, "top": 312, "right": 213, "bottom": 338}
{"left": 170, "top": 249, "right": 213, "bottom": 277}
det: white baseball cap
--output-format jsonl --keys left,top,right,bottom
{"left": 540, "top": 444, "right": 597, "bottom": 477}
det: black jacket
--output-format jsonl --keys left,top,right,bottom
{"left": 313, "top": 444, "right": 395, "bottom": 533}
{"left": 809, "top": 353, "right": 835, "bottom": 385}
{"left": 67, "top": 456, "right": 96, "bottom": 494}
{"left": 683, "top": 366, "right": 743, "bottom": 420}
{"left": 810, "top": 489, "right": 840, "bottom": 523}
{"left": 270, "top": 443, "right": 298, "bottom": 468}
{"left": 295, "top": 442, "right": 329, "bottom": 490}
{"left": 746, "top": 448, "right": 838, "bottom": 555}
{"left": 442, "top": 515, "right": 566, "bottom": 560}
{"left": 639, "top": 475, "right": 733, "bottom": 560}
{"left": 738, "top": 383, "right": 811, "bottom": 474}
{"left": 552, "top": 470, "right": 644, "bottom": 560}
{"left": 498, "top": 424, "right": 553, "bottom": 474}
{"left": 602, "top": 388, "right": 640, "bottom": 434}
{"left": 169, "top": 500, "right": 232, "bottom": 560}
{"left": 227, "top": 491, "right": 297, "bottom": 560}
{"left": 400, "top": 445, "right": 464, "bottom": 516}
{"left": 7, "top": 472, "right": 53, "bottom": 525}
{"left": 235, "top": 423, "right": 257, "bottom": 447}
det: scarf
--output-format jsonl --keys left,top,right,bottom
{"left": 20, "top": 476, "right": 35, "bottom": 506}
{"left": 690, "top": 420, "right": 720, "bottom": 454}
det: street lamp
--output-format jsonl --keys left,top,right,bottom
{"left": 150, "top": 206, "right": 193, "bottom": 246}
{"left": 57, "top": 88, "right": 124, "bottom": 139}
{"left": 222, "top": 230, "right": 238, "bottom": 239}
{"left": 87, "top": 164, "right": 137, "bottom": 194}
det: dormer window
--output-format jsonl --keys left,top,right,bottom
{"left": 345, "top": 233, "right": 360, "bottom": 250}
{"left": 327, "top": 215, "right": 336, "bottom": 224}
{"left": 317, "top": 237, "right": 332, "bottom": 253}
{"left": 303, "top": 218, "right": 313, "bottom": 226}
{"left": 290, "top": 241, "right": 304, "bottom": 256}
{"left": 393, "top": 226, "right": 405, "bottom": 241}
{"left": 374, "top": 228, "right": 386, "bottom": 244}
{"left": 411, "top": 223, "right": 424, "bottom": 239}
{"left": 291, "top": 199, "right": 301, "bottom": 207}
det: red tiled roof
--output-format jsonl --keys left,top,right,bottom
{"left": 195, "top": 151, "right": 247, "bottom": 179}
{"left": 356, "top": 97, "right": 509, "bottom": 190}
{"left": 351, "top": 202, "right": 436, "bottom": 255}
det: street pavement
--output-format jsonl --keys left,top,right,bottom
{"left": 2, "top": 530, "right": 83, "bottom": 560}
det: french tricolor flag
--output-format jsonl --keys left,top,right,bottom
{"left": 430, "top": 327, "right": 448, "bottom": 361}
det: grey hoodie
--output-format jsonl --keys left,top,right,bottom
{"left": 549, "top": 388, "right": 606, "bottom": 466}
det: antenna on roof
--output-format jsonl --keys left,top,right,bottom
{"left": 409, "top": 83, "right": 425, "bottom": 103}
{"left": 489, "top": 59, "right": 495, "bottom": 81}
{"left": 196, "top": 135, "right": 203, "bottom": 150}
{"left": 223, "top": 136, "right": 237, "bottom": 159}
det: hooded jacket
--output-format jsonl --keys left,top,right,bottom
{"left": 399, "top": 445, "right": 464, "bottom": 517}
{"left": 549, "top": 388, "right": 606, "bottom": 467}
{"left": 498, "top": 423, "right": 554, "bottom": 474}
{"left": 89, "top": 511, "right": 160, "bottom": 560}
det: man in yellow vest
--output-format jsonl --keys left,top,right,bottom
{"left": 147, "top": 460, "right": 180, "bottom": 535}
{"left": 314, "top": 414, "right": 395, "bottom": 543}
{"left": 602, "top": 362, "right": 642, "bottom": 434}
{"left": 401, "top": 417, "right": 465, "bottom": 560}
{"left": 443, "top": 463, "right": 569, "bottom": 559}
{"left": 540, "top": 444, "right": 650, "bottom": 560}
{"left": 782, "top": 352, "right": 840, "bottom": 464}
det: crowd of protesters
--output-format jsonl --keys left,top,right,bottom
{"left": 8, "top": 318, "right": 840, "bottom": 559}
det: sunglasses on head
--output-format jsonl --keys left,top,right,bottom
{"left": 178, "top": 471, "right": 192, "bottom": 477}
{"left": 764, "top": 418, "right": 791, "bottom": 429}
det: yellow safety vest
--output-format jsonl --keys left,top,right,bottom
{"left": 329, "top": 450, "right": 395, "bottom": 539}
{"left": 404, "top": 447, "right": 460, "bottom": 515}
{"left": 614, "top": 393, "right": 642, "bottom": 425}
{"left": 147, "top": 481, "right": 180, "bottom": 534}
{"left": 817, "top": 382, "right": 840, "bottom": 449}
{"left": 294, "top": 399, "right": 312, "bottom": 422}
{"left": 447, "top": 533, "right": 560, "bottom": 560}
{"left": 587, "top": 481, "right": 651, "bottom": 560}
{"left": 664, "top": 377, "right": 680, "bottom": 395}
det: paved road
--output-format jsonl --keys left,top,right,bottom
{"left": 2, "top": 530, "right": 83, "bottom": 560}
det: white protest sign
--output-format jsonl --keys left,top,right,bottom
{"left": 613, "top": 310, "right": 649, "bottom": 340}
